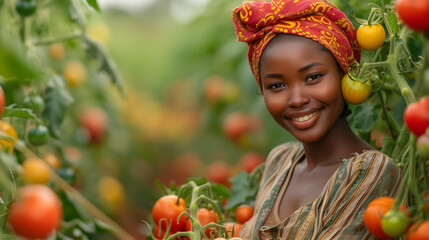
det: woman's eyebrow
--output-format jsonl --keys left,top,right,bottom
{"left": 298, "top": 62, "right": 324, "bottom": 72}
{"left": 262, "top": 73, "right": 283, "bottom": 80}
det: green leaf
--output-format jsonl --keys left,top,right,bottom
{"left": 85, "top": 0, "right": 100, "bottom": 12}
{"left": 387, "top": 11, "right": 398, "bottom": 35}
{"left": 42, "top": 75, "right": 73, "bottom": 139}
{"left": 381, "top": 136, "right": 396, "bottom": 156}
{"left": 2, "top": 104, "right": 38, "bottom": 120}
{"left": 348, "top": 103, "right": 378, "bottom": 132}
{"left": 224, "top": 171, "right": 258, "bottom": 210}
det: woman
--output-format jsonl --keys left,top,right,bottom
{"left": 231, "top": 0, "right": 402, "bottom": 239}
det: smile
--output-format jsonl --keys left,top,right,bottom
{"left": 292, "top": 111, "right": 318, "bottom": 122}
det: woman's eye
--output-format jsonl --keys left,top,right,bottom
{"left": 306, "top": 74, "right": 322, "bottom": 82}
{"left": 268, "top": 82, "right": 285, "bottom": 89}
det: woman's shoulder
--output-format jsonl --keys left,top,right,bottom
{"left": 266, "top": 141, "right": 303, "bottom": 163}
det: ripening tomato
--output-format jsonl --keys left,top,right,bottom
{"left": 8, "top": 185, "right": 62, "bottom": 238}
{"left": 0, "top": 85, "right": 5, "bottom": 119}
{"left": 235, "top": 204, "right": 254, "bottom": 224}
{"left": 42, "top": 153, "right": 61, "bottom": 169}
{"left": 185, "top": 208, "right": 219, "bottom": 238}
{"left": 21, "top": 158, "right": 51, "bottom": 184}
{"left": 404, "top": 96, "right": 429, "bottom": 136}
{"left": 27, "top": 125, "right": 49, "bottom": 146}
{"left": 417, "top": 134, "right": 429, "bottom": 157}
{"left": 79, "top": 107, "right": 107, "bottom": 144}
{"left": 0, "top": 121, "right": 18, "bottom": 154}
{"left": 98, "top": 176, "right": 125, "bottom": 209}
{"left": 222, "top": 112, "right": 260, "bottom": 142}
{"left": 356, "top": 24, "right": 386, "bottom": 51}
{"left": 224, "top": 222, "right": 243, "bottom": 238}
{"left": 341, "top": 74, "right": 372, "bottom": 105}
{"left": 240, "top": 152, "right": 265, "bottom": 173}
{"left": 407, "top": 220, "right": 429, "bottom": 240}
{"left": 49, "top": 43, "right": 64, "bottom": 60}
{"left": 63, "top": 60, "right": 87, "bottom": 87}
{"left": 152, "top": 195, "right": 187, "bottom": 233}
{"left": 381, "top": 209, "right": 410, "bottom": 238}
{"left": 395, "top": 0, "right": 429, "bottom": 31}
{"left": 205, "top": 161, "right": 231, "bottom": 187}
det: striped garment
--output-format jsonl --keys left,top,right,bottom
{"left": 239, "top": 141, "right": 402, "bottom": 240}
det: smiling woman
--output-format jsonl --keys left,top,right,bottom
{"left": 231, "top": 0, "right": 402, "bottom": 239}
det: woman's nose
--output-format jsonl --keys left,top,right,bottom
{"left": 287, "top": 85, "right": 310, "bottom": 107}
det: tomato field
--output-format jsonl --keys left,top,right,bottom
{"left": 0, "top": 0, "right": 428, "bottom": 239}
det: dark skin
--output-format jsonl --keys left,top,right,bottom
{"left": 259, "top": 34, "right": 374, "bottom": 219}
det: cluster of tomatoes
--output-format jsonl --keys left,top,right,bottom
{"left": 151, "top": 193, "right": 254, "bottom": 240}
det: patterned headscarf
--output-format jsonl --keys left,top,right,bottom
{"left": 232, "top": 0, "right": 361, "bottom": 90}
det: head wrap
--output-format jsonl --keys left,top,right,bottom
{"left": 232, "top": 0, "right": 361, "bottom": 90}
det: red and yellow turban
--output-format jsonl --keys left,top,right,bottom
{"left": 232, "top": 0, "right": 361, "bottom": 90}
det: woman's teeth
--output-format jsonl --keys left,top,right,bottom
{"left": 292, "top": 111, "right": 318, "bottom": 122}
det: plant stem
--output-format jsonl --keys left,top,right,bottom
{"left": 377, "top": 91, "right": 400, "bottom": 139}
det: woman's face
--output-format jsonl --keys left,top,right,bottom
{"left": 259, "top": 35, "right": 344, "bottom": 144}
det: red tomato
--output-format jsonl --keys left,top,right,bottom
{"left": 205, "top": 161, "right": 231, "bottom": 187}
{"left": 224, "top": 222, "right": 243, "bottom": 238}
{"left": 152, "top": 195, "right": 187, "bottom": 233}
{"left": 404, "top": 96, "right": 429, "bottom": 136}
{"left": 8, "top": 185, "right": 63, "bottom": 238}
{"left": 235, "top": 204, "right": 254, "bottom": 224}
{"left": 239, "top": 152, "right": 265, "bottom": 173}
{"left": 79, "top": 107, "right": 107, "bottom": 144}
{"left": 222, "top": 112, "right": 260, "bottom": 142}
{"left": 0, "top": 85, "right": 5, "bottom": 118}
{"left": 395, "top": 0, "right": 429, "bottom": 31}
{"left": 185, "top": 208, "right": 219, "bottom": 238}
{"left": 407, "top": 220, "right": 429, "bottom": 240}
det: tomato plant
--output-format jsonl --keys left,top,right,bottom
{"left": 341, "top": 74, "right": 372, "bottom": 105}
{"left": 23, "top": 95, "right": 45, "bottom": 116}
{"left": 8, "top": 185, "right": 62, "bottom": 238}
{"left": 356, "top": 24, "right": 386, "bottom": 51}
{"left": 152, "top": 195, "right": 188, "bottom": 233}
{"left": 27, "top": 125, "right": 49, "bottom": 146}
{"left": 185, "top": 208, "right": 219, "bottom": 238}
{"left": 404, "top": 96, "right": 429, "bottom": 136}
{"left": 21, "top": 158, "right": 51, "bottom": 184}
{"left": 235, "top": 204, "right": 253, "bottom": 224}
{"left": 395, "top": 0, "right": 429, "bottom": 31}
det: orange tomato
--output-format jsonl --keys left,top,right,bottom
{"left": 224, "top": 222, "right": 243, "bottom": 238}
{"left": 205, "top": 161, "right": 231, "bottom": 187}
{"left": 235, "top": 204, "right": 254, "bottom": 224}
{"left": 185, "top": 208, "right": 219, "bottom": 238}
{"left": 49, "top": 43, "right": 64, "bottom": 60}
{"left": 406, "top": 220, "right": 429, "bottom": 240}
{"left": 239, "top": 152, "right": 265, "bottom": 173}
{"left": 21, "top": 158, "right": 51, "bottom": 184}
{"left": 63, "top": 60, "right": 87, "bottom": 87}
{"left": 152, "top": 195, "right": 187, "bottom": 233}
{"left": 42, "top": 153, "right": 61, "bottom": 169}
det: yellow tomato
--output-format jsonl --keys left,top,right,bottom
{"left": 0, "top": 121, "right": 18, "bottom": 154}
{"left": 62, "top": 60, "right": 87, "bottom": 87}
{"left": 21, "top": 158, "right": 52, "bottom": 184}
{"left": 98, "top": 176, "right": 125, "bottom": 208}
{"left": 42, "top": 153, "right": 61, "bottom": 169}
{"left": 356, "top": 24, "right": 386, "bottom": 51}
{"left": 341, "top": 74, "right": 372, "bottom": 105}
{"left": 49, "top": 43, "right": 64, "bottom": 60}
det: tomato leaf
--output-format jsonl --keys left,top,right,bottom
{"left": 3, "top": 104, "right": 38, "bottom": 120}
{"left": 386, "top": 11, "right": 398, "bottom": 35}
{"left": 42, "top": 75, "right": 74, "bottom": 139}
{"left": 348, "top": 103, "right": 378, "bottom": 132}
{"left": 381, "top": 136, "right": 396, "bottom": 157}
{"left": 224, "top": 171, "right": 258, "bottom": 210}
{"left": 85, "top": 0, "right": 100, "bottom": 12}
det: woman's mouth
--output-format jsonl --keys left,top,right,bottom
{"left": 291, "top": 111, "right": 318, "bottom": 122}
{"left": 288, "top": 110, "right": 321, "bottom": 129}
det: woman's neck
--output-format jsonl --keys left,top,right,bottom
{"left": 302, "top": 117, "right": 374, "bottom": 169}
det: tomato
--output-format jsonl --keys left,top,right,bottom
{"left": 79, "top": 107, "right": 107, "bottom": 144}
{"left": 42, "top": 153, "right": 61, "bottom": 169}
{"left": 49, "top": 43, "right": 64, "bottom": 60}
{"left": 341, "top": 74, "right": 372, "bottom": 105}
{"left": 235, "top": 204, "right": 254, "bottom": 224}
{"left": 21, "top": 158, "right": 51, "bottom": 184}
{"left": 417, "top": 134, "right": 429, "bottom": 157}
{"left": 381, "top": 210, "right": 410, "bottom": 238}
{"left": 98, "top": 176, "right": 125, "bottom": 210}
{"left": 407, "top": 220, "right": 429, "bottom": 240}
{"left": 63, "top": 60, "right": 87, "bottom": 87}
{"left": 15, "top": 0, "right": 37, "bottom": 18}
{"left": 404, "top": 96, "right": 429, "bottom": 136}
{"left": 395, "top": 0, "right": 429, "bottom": 31}
{"left": 364, "top": 197, "right": 394, "bottom": 240}
{"left": 0, "top": 85, "right": 5, "bottom": 119}
{"left": 185, "top": 208, "right": 219, "bottom": 238}
{"left": 8, "top": 185, "right": 62, "bottom": 238}
{"left": 222, "top": 112, "right": 260, "bottom": 142}
{"left": 240, "top": 152, "right": 264, "bottom": 173}
{"left": 27, "top": 125, "right": 49, "bottom": 146}
{"left": 356, "top": 24, "right": 386, "bottom": 51}
{"left": 152, "top": 195, "right": 187, "bottom": 233}
{"left": 23, "top": 95, "right": 44, "bottom": 116}
{"left": 0, "top": 121, "right": 18, "bottom": 154}
{"left": 205, "top": 161, "right": 231, "bottom": 187}
{"left": 224, "top": 222, "right": 243, "bottom": 238}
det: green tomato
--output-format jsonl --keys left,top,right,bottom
{"left": 27, "top": 125, "right": 49, "bottom": 146}
{"left": 15, "top": 0, "right": 37, "bottom": 18}
{"left": 381, "top": 210, "right": 410, "bottom": 238}
{"left": 23, "top": 95, "right": 45, "bottom": 115}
